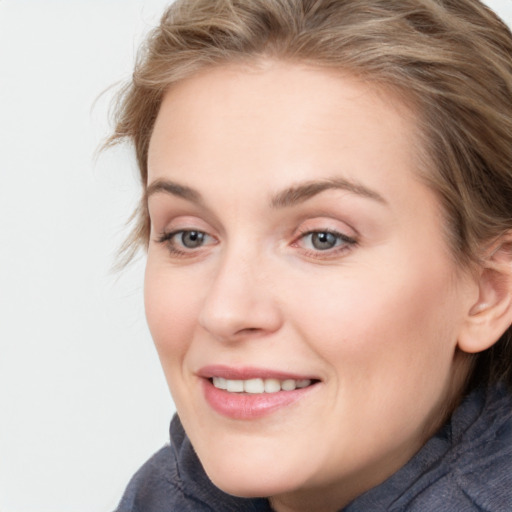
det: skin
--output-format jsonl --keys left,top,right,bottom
{"left": 144, "top": 61, "right": 479, "bottom": 512}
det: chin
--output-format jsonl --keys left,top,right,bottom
{"left": 201, "top": 455, "right": 305, "bottom": 499}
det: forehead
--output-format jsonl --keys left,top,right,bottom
{"left": 147, "top": 61, "right": 426, "bottom": 210}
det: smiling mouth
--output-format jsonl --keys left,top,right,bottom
{"left": 210, "top": 377, "right": 318, "bottom": 393}
{"left": 201, "top": 369, "right": 321, "bottom": 419}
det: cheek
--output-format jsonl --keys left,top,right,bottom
{"left": 287, "top": 257, "right": 460, "bottom": 381}
{"left": 144, "top": 263, "right": 200, "bottom": 363}
{"left": 284, "top": 260, "right": 463, "bottom": 450}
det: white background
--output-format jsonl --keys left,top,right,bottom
{"left": 0, "top": 1, "right": 511, "bottom": 511}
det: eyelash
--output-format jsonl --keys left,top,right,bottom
{"left": 293, "top": 228, "right": 357, "bottom": 258}
{"left": 156, "top": 229, "right": 216, "bottom": 257}
{"left": 156, "top": 228, "right": 357, "bottom": 259}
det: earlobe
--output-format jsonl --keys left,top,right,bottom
{"left": 458, "top": 235, "right": 512, "bottom": 354}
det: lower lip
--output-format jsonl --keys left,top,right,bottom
{"left": 202, "top": 379, "right": 317, "bottom": 420}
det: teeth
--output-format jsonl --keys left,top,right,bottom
{"left": 226, "top": 379, "right": 244, "bottom": 393}
{"left": 264, "top": 378, "right": 281, "bottom": 393}
{"left": 244, "top": 378, "right": 264, "bottom": 394}
{"left": 212, "top": 377, "right": 227, "bottom": 390}
{"left": 281, "top": 379, "right": 296, "bottom": 391}
{"left": 212, "top": 377, "right": 312, "bottom": 393}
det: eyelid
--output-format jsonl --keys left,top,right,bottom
{"left": 294, "top": 228, "right": 357, "bottom": 246}
{"left": 155, "top": 220, "right": 218, "bottom": 259}
{"left": 294, "top": 216, "right": 358, "bottom": 240}
{"left": 157, "top": 228, "right": 216, "bottom": 245}
{"left": 292, "top": 230, "right": 358, "bottom": 261}
{"left": 291, "top": 217, "right": 359, "bottom": 259}
{"left": 151, "top": 212, "right": 212, "bottom": 232}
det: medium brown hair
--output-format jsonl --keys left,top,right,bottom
{"left": 107, "top": 0, "right": 512, "bottom": 389}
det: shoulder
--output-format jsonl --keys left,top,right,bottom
{"left": 450, "top": 387, "right": 512, "bottom": 511}
{"left": 114, "top": 445, "right": 191, "bottom": 512}
{"left": 114, "top": 415, "right": 272, "bottom": 512}
{"left": 346, "top": 386, "right": 512, "bottom": 512}
{"left": 403, "top": 386, "right": 512, "bottom": 512}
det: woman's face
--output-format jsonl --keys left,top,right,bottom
{"left": 145, "top": 62, "right": 475, "bottom": 510}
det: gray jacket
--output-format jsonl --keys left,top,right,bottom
{"left": 116, "top": 385, "right": 512, "bottom": 511}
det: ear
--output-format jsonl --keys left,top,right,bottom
{"left": 458, "top": 234, "right": 512, "bottom": 354}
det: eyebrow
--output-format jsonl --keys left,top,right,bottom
{"left": 269, "top": 177, "right": 387, "bottom": 208}
{"left": 145, "top": 176, "right": 387, "bottom": 208}
{"left": 146, "top": 179, "right": 203, "bottom": 204}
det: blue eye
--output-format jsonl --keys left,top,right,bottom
{"left": 179, "top": 230, "right": 206, "bottom": 248}
{"left": 157, "top": 229, "right": 214, "bottom": 255}
{"left": 299, "top": 230, "right": 356, "bottom": 253}
{"left": 309, "top": 232, "right": 339, "bottom": 250}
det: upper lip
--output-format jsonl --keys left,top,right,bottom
{"left": 197, "top": 364, "right": 320, "bottom": 381}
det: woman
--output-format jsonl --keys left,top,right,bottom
{"left": 110, "top": 0, "right": 512, "bottom": 510}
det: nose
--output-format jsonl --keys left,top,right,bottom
{"left": 198, "top": 248, "right": 283, "bottom": 342}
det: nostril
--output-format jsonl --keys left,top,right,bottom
{"left": 237, "top": 327, "right": 263, "bottom": 335}
{"left": 198, "top": 279, "right": 283, "bottom": 340}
